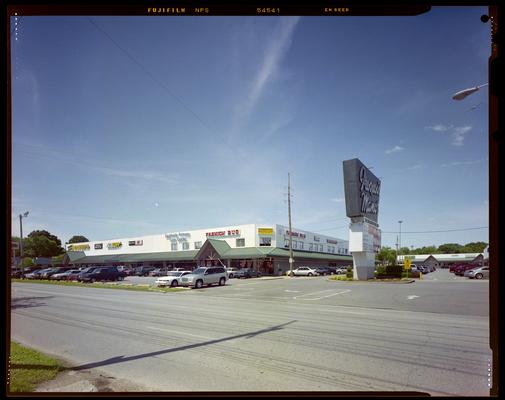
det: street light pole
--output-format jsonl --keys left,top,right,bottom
{"left": 19, "top": 211, "right": 29, "bottom": 278}
{"left": 398, "top": 220, "right": 403, "bottom": 255}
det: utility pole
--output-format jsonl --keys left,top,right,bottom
{"left": 288, "top": 173, "right": 294, "bottom": 276}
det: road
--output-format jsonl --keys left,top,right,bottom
{"left": 10, "top": 269, "right": 491, "bottom": 395}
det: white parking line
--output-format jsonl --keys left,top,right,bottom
{"left": 407, "top": 295, "right": 419, "bottom": 300}
{"left": 294, "top": 289, "right": 351, "bottom": 301}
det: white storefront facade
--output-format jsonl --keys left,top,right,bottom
{"left": 65, "top": 223, "right": 351, "bottom": 275}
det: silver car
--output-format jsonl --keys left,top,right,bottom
{"left": 464, "top": 266, "right": 489, "bottom": 279}
{"left": 180, "top": 266, "right": 227, "bottom": 288}
{"left": 287, "top": 266, "right": 320, "bottom": 277}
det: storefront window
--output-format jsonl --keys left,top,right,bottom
{"left": 194, "top": 241, "right": 202, "bottom": 249}
{"left": 236, "top": 238, "right": 245, "bottom": 247}
{"left": 171, "top": 242, "right": 178, "bottom": 251}
{"left": 182, "top": 242, "right": 189, "bottom": 250}
{"left": 260, "top": 237, "right": 271, "bottom": 246}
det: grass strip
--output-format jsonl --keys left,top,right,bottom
{"left": 11, "top": 279, "right": 186, "bottom": 293}
{"left": 9, "top": 341, "right": 65, "bottom": 392}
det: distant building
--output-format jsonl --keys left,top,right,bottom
{"left": 397, "top": 253, "right": 485, "bottom": 268}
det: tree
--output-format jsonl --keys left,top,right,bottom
{"left": 22, "top": 257, "right": 34, "bottom": 268}
{"left": 23, "top": 235, "right": 62, "bottom": 258}
{"left": 28, "top": 230, "right": 62, "bottom": 246}
{"left": 399, "top": 247, "right": 411, "bottom": 255}
{"left": 437, "top": 243, "right": 463, "bottom": 254}
{"left": 376, "top": 247, "right": 397, "bottom": 266}
{"left": 68, "top": 235, "right": 90, "bottom": 244}
{"left": 461, "top": 242, "right": 488, "bottom": 253}
{"left": 27, "top": 230, "right": 64, "bottom": 255}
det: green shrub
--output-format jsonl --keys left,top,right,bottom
{"left": 385, "top": 265, "right": 403, "bottom": 275}
{"left": 375, "top": 266, "right": 386, "bottom": 275}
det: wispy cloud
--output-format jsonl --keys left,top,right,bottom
{"left": 425, "top": 124, "right": 453, "bottom": 132}
{"left": 441, "top": 159, "right": 484, "bottom": 167}
{"left": 404, "top": 164, "right": 422, "bottom": 170}
{"left": 451, "top": 126, "right": 472, "bottom": 146}
{"left": 385, "top": 145, "right": 404, "bottom": 154}
{"left": 331, "top": 197, "right": 345, "bottom": 203}
{"left": 230, "top": 17, "right": 301, "bottom": 138}
{"left": 425, "top": 124, "right": 472, "bottom": 146}
{"left": 13, "top": 141, "right": 180, "bottom": 186}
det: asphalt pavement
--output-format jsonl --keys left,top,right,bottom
{"left": 10, "top": 268, "right": 491, "bottom": 395}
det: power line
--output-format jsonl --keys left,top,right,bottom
{"left": 381, "top": 226, "right": 488, "bottom": 234}
{"left": 85, "top": 17, "right": 221, "bottom": 143}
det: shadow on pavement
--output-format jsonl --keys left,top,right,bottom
{"left": 71, "top": 320, "right": 297, "bottom": 371}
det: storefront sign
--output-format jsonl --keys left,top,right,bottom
{"left": 285, "top": 230, "right": 306, "bottom": 238}
{"left": 206, "top": 229, "right": 240, "bottom": 237}
{"left": 258, "top": 228, "right": 274, "bottom": 235}
{"left": 107, "top": 242, "right": 123, "bottom": 250}
{"left": 326, "top": 239, "right": 338, "bottom": 244}
{"left": 165, "top": 232, "right": 191, "bottom": 240}
{"left": 128, "top": 240, "right": 143, "bottom": 246}
{"left": 349, "top": 221, "right": 381, "bottom": 253}
{"left": 94, "top": 243, "right": 103, "bottom": 250}
{"left": 68, "top": 244, "right": 90, "bottom": 251}
{"left": 343, "top": 158, "right": 381, "bottom": 223}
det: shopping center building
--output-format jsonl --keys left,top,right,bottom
{"left": 64, "top": 223, "right": 352, "bottom": 275}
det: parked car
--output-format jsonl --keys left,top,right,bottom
{"left": 71, "top": 267, "right": 96, "bottom": 281}
{"left": 78, "top": 267, "right": 123, "bottom": 283}
{"left": 314, "top": 267, "right": 332, "bottom": 276}
{"left": 116, "top": 265, "right": 134, "bottom": 276}
{"left": 149, "top": 268, "right": 168, "bottom": 277}
{"left": 226, "top": 268, "right": 239, "bottom": 278}
{"left": 454, "top": 264, "right": 481, "bottom": 276}
{"left": 134, "top": 266, "right": 156, "bottom": 276}
{"left": 235, "top": 268, "right": 261, "bottom": 279}
{"left": 335, "top": 267, "right": 347, "bottom": 275}
{"left": 11, "top": 268, "right": 23, "bottom": 278}
{"left": 464, "top": 266, "right": 489, "bottom": 279}
{"left": 155, "top": 271, "right": 192, "bottom": 287}
{"left": 43, "top": 267, "right": 71, "bottom": 279}
{"left": 449, "top": 264, "right": 463, "bottom": 273}
{"left": 409, "top": 264, "right": 421, "bottom": 273}
{"left": 180, "top": 266, "right": 227, "bottom": 288}
{"left": 24, "top": 268, "right": 52, "bottom": 279}
{"left": 50, "top": 269, "right": 82, "bottom": 281}
{"left": 287, "top": 266, "right": 319, "bottom": 277}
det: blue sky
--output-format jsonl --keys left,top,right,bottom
{"left": 11, "top": 7, "right": 490, "bottom": 248}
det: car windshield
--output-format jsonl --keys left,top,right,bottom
{"left": 167, "top": 272, "right": 182, "bottom": 277}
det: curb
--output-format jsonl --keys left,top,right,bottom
{"left": 327, "top": 278, "right": 416, "bottom": 284}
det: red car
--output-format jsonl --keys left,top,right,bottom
{"left": 454, "top": 264, "right": 481, "bottom": 276}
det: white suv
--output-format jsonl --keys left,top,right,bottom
{"left": 180, "top": 266, "right": 227, "bottom": 288}
{"left": 287, "top": 267, "right": 320, "bottom": 277}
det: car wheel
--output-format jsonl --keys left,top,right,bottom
{"left": 219, "top": 277, "right": 225, "bottom": 286}
{"left": 475, "top": 273, "right": 483, "bottom": 279}
{"left": 195, "top": 280, "right": 203, "bottom": 289}
{"left": 308, "top": 272, "right": 313, "bottom": 276}
{"left": 171, "top": 280, "right": 178, "bottom": 287}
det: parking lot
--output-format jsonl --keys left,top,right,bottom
{"left": 11, "top": 267, "right": 490, "bottom": 394}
